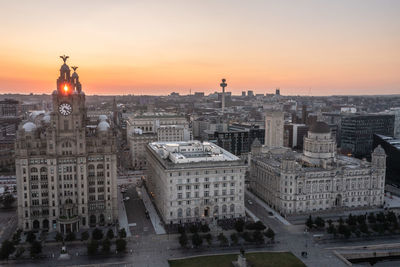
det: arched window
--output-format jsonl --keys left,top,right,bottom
{"left": 194, "top": 207, "right": 199, "bottom": 216}
{"left": 97, "top": 164, "right": 104, "bottom": 169}
{"left": 186, "top": 208, "right": 191, "bottom": 217}
{"left": 222, "top": 205, "right": 227, "bottom": 213}
{"left": 88, "top": 165, "right": 95, "bottom": 170}
{"left": 42, "top": 219, "right": 49, "bottom": 229}
{"left": 30, "top": 167, "right": 38, "bottom": 173}
{"left": 214, "top": 205, "right": 219, "bottom": 215}
{"left": 177, "top": 208, "right": 183, "bottom": 218}
{"left": 40, "top": 167, "right": 47, "bottom": 173}
{"left": 33, "top": 220, "right": 40, "bottom": 229}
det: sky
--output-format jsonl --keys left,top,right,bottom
{"left": 0, "top": 0, "right": 399, "bottom": 96}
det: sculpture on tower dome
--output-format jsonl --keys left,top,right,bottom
{"left": 60, "top": 55, "right": 69, "bottom": 63}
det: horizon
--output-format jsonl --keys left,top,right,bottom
{"left": 0, "top": 0, "right": 399, "bottom": 95}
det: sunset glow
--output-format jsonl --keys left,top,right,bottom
{"left": 0, "top": 0, "right": 399, "bottom": 95}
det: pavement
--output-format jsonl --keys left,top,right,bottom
{"left": 140, "top": 186, "right": 166, "bottom": 235}
{"left": 0, "top": 209, "right": 18, "bottom": 243}
{"left": 117, "top": 187, "right": 132, "bottom": 238}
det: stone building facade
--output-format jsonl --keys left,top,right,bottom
{"left": 250, "top": 121, "right": 386, "bottom": 215}
{"left": 15, "top": 57, "right": 118, "bottom": 233}
{"left": 146, "top": 141, "right": 246, "bottom": 224}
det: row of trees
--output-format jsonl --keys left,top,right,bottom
{"left": 87, "top": 228, "right": 127, "bottom": 255}
{"left": 0, "top": 229, "right": 41, "bottom": 260}
{"left": 306, "top": 212, "right": 400, "bottom": 239}
{"left": 178, "top": 228, "right": 275, "bottom": 248}
{"left": 55, "top": 228, "right": 121, "bottom": 243}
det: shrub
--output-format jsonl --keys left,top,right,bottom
{"left": 200, "top": 224, "right": 210, "bottom": 233}
{"left": 203, "top": 233, "right": 212, "bottom": 245}
{"left": 15, "top": 247, "right": 25, "bottom": 258}
{"left": 306, "top": 215, "right": 313, "bottom": 229}
{"left": 81, "top": 231, "right": 90, "bottom": 241}
{"left": 230, "top": 233, "right": 239, "bottom": 245}
{"left": 116, "top": 238, "right": 126, "bottom": 253}
{"left": 189, "top": 224, "right": 199, "bottom": 233}
{"left": 179, "top": 233, "right": 188, "bottom": 248}
{"left": 55, "top": 232, "right": 63, "bottom": 242}
{"left": 92, "top": 228, "right": 103, "bottom": 240}
{"left": 265, "top": 228, "right": 275, "bottom": 242}
{"left": 0, "top": 240, "right": 15, "bottom": 260}
{"left": 217, "top": 233, "right": 228, "bottom": 246}
{"left": 253, "top": 230, "right": 264, "bottom": 244}
{"left": 87, "top": 239, "right": 99, "bottom": 255}
{"left": 102, "top": 239, "right": 111, "bottom": 253}
{"left": 314, "top": 217, "right": 325, "bottom": 228}
{"left": 241, "top": 231, "right": 252, "bottom": 242}
{"left": 177, "top": 226, "right": 185, "bottom": 234}
{"left": 118, "top": 228, "right": 127, "bottom": 239}
{"left": 234, "top": 219, "right": 245, "bottom": 232}
{"left": 26, "top": 231, "right": 36, "bottom": 243}
{"left": 65, "top": 232, "right": 76, "bottom": 242}
{"left": 30, "top": 241, "right": 42, "bottom": 257}
{"left": 106, "top": 229, "right": 115, "bottom": 240}
{"left": 192, "top": 233, "right": 202, "bottom": 248}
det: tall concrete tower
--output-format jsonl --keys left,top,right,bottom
{"left": 220, "top": 78, "right": 227, "bottom": 112}
{"left": 265, "top": 110, "right": 284, "bottom": 147}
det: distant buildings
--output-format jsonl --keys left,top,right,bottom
{"left": 127, "top": 113, "right": 191, "bottom": 169}
{"left": 284, "top": 123, "right": 308, "bottom": 150}
{"left": 146, "top": 141, "right": 246, "bottom": 224}
{"left": 341, "top": 114, "right": 395, "bottom": 158}
{"left": 15, "top": 57, "right": 118, "bottom": 233}
{"left": 250, "top": 121, "right": 386, "bottom": 215}
{"left": 213, "top": 124, "right": 265, "bottom": 157}
{"left": 373, "top": 134, "right": 400, "bottom": 186}
{"left": 264, "top": 110, "right": 284, "bottom": 147}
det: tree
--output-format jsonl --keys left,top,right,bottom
{"left": 0, "top": 194, "right": 15, "bottom": 209}
{"left": 189, "top": 224, "right": 199, "bottom": 233}
{"left": 234, "top": 219, "right": 245, "bottom": 232}
{"left": 253, "top": 230, "right": 264, "bottom": 244}
{"left": 12, "top": 229, "right": 22, "bottom": 245}
{"left": 376, "top": 212, "right": 385, "bottom": 223}
{"left": 116, "top": 238, "right": 126, "bottom": 253}
{"left": 265, "top": 228, "right": 275, "bottom": 242}
{"left": 327, "top": 219, "right": 333, "bottom": 226}
{"left": 217, "top": 233, "right": 228, "bottom": 246}
{"left": 204, "top": 233, "right": 212, "bottom": 246}
{"left": 314, "top": 217, "right": 325, "bottom": 228}
{"left": 346, "top": 214, "right": 357, "bottom": 226}
{"left": 357, "top": 215, "right": 366, "bottom": 226}
{"left": 177, "top": 226, "right": 185, "bottom": 234}
{"left": 15, "top": 247, "right": 25, "bottom": 258}
{"left": 338, "top": 217, "right": 344, "bottom": 225}
{"left": 81, "top": 231, "right": 89, "bottom": 241}
{"left": 55, "top": 232, "right": 63, "bottom": 242}
{"left": 179, "top": 233, "right": 188, "bottom": 248}
{"left": 65, "top": 232, "right": 76, "bottom": 242}
{"left": 241, "top": 231, "right": 253, "bottom": 242}
{"left": 87, "top": 240, "right": 99, "bottom": 255}
{"left": 92, "top": 228, "right": 103, "bottom": 240}
{"left": 102, "top": 239, "right": 111, "bottom": 254}
{"left": 118, "top": 228, "right": 127, "bottom": 239}
{"left": 368, "top": 213, "right": 376, "bottom": 224}
{"left": 0, "top": 240, "right": 15, "bottom": 260}
{"left": 26, "top": 231, "right": 36, "bottom": 244}
{"left": 230, "top": 233, "right": 239, "bottom": 246}
{"left": 30, "top": 241, "right": 42, "bottom": 258}
{"left": 200, "top": 224, "right": 210, "bottom": 233}
{"left": 106, "top": 229, "right": 115, "bottom": 240}
{"left": 306, "top": 215, "right": 313, "bottom": 229}
{"left": 327, "top": 224, "right": 336, "bottom": 235}
{"left": 191, "top": 233, "right": 203, "bottom": 248}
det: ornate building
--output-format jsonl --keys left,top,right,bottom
{"left": 146, "top": 141, "right": 246, "bottom": 224}
{"left": 15, "top": 56, "right": 118, "bottom": 233}
{"left": 250, "top": 121, "right": 386, "bottom": 215}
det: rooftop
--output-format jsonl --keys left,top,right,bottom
{"left": 148, "top": 140, "right": 240, "bottom": 165}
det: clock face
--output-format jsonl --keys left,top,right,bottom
{"left": 59, "top": 103, "right": 72, "bottom": 116}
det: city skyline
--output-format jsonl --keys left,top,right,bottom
{"left": 0, "top": 0, "right": 399, "bottom": 96}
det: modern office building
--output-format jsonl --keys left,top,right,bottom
{"left": 373, "top": 134, "right": 400, "bottom": 186}
{"left": 250, "top": 121, "right": 386, "bottom": 215}
{"left": 146, "top": 141, "right": 246, "bottom": 224}
{"left": 341, "top": 114, "right": 395, "bottom": 158}
{"left": 213, "top": 124, "right": 265, "bottom": 156}
{"left": 15, "top": 57, "right": 118, "bottom": 233}
{"left": 284, "top": 123, "right": 308, "bottom": 149}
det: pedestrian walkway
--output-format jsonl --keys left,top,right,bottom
{"left": 117, "top": 189, "right": 132, "bottom": 237}
{"left": 245, "top": 207, "right": 261, "bottom": 222}
{"left": 246, "top": 189, "right": 291, "bottom": 226}
{"left": 140, "top": 187, "right": 166, "bottom": 235}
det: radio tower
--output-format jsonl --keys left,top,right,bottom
{"left": 220, "top": 78, "right": 227, "bottom": 112}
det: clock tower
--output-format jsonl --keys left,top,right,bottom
{"left": 15, "top": 56, "right": 118, "bottom": 233}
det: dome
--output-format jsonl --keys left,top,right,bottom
{"left": 373, "top": 145, "right": 386, "bottom": 155}
{"left": 22, "top": 122, "right": 37, "bottom": 132}
{"left": 71, "top": 72, "right": 79, "bottom": 78}
{"left": 97, "top": 121, "right": 110, "bottom": 132}
{"left": 42, "top": 115, "right": 51, "bottom": 124}
{"left": 99, "top": 115, "right": 108, "bottom": 121}
{"left": 309, "top": 121, "right": 330, "bottom": 134}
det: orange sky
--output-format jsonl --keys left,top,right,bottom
{"left": 0, "top": 1, "right": 399, "bottom": 95}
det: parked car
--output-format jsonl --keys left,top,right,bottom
{"left": 247, "top": 200, "right": 253, "bottom": 205}
{"left": 123, "top": 197, "right": 130, "bottom": 201}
